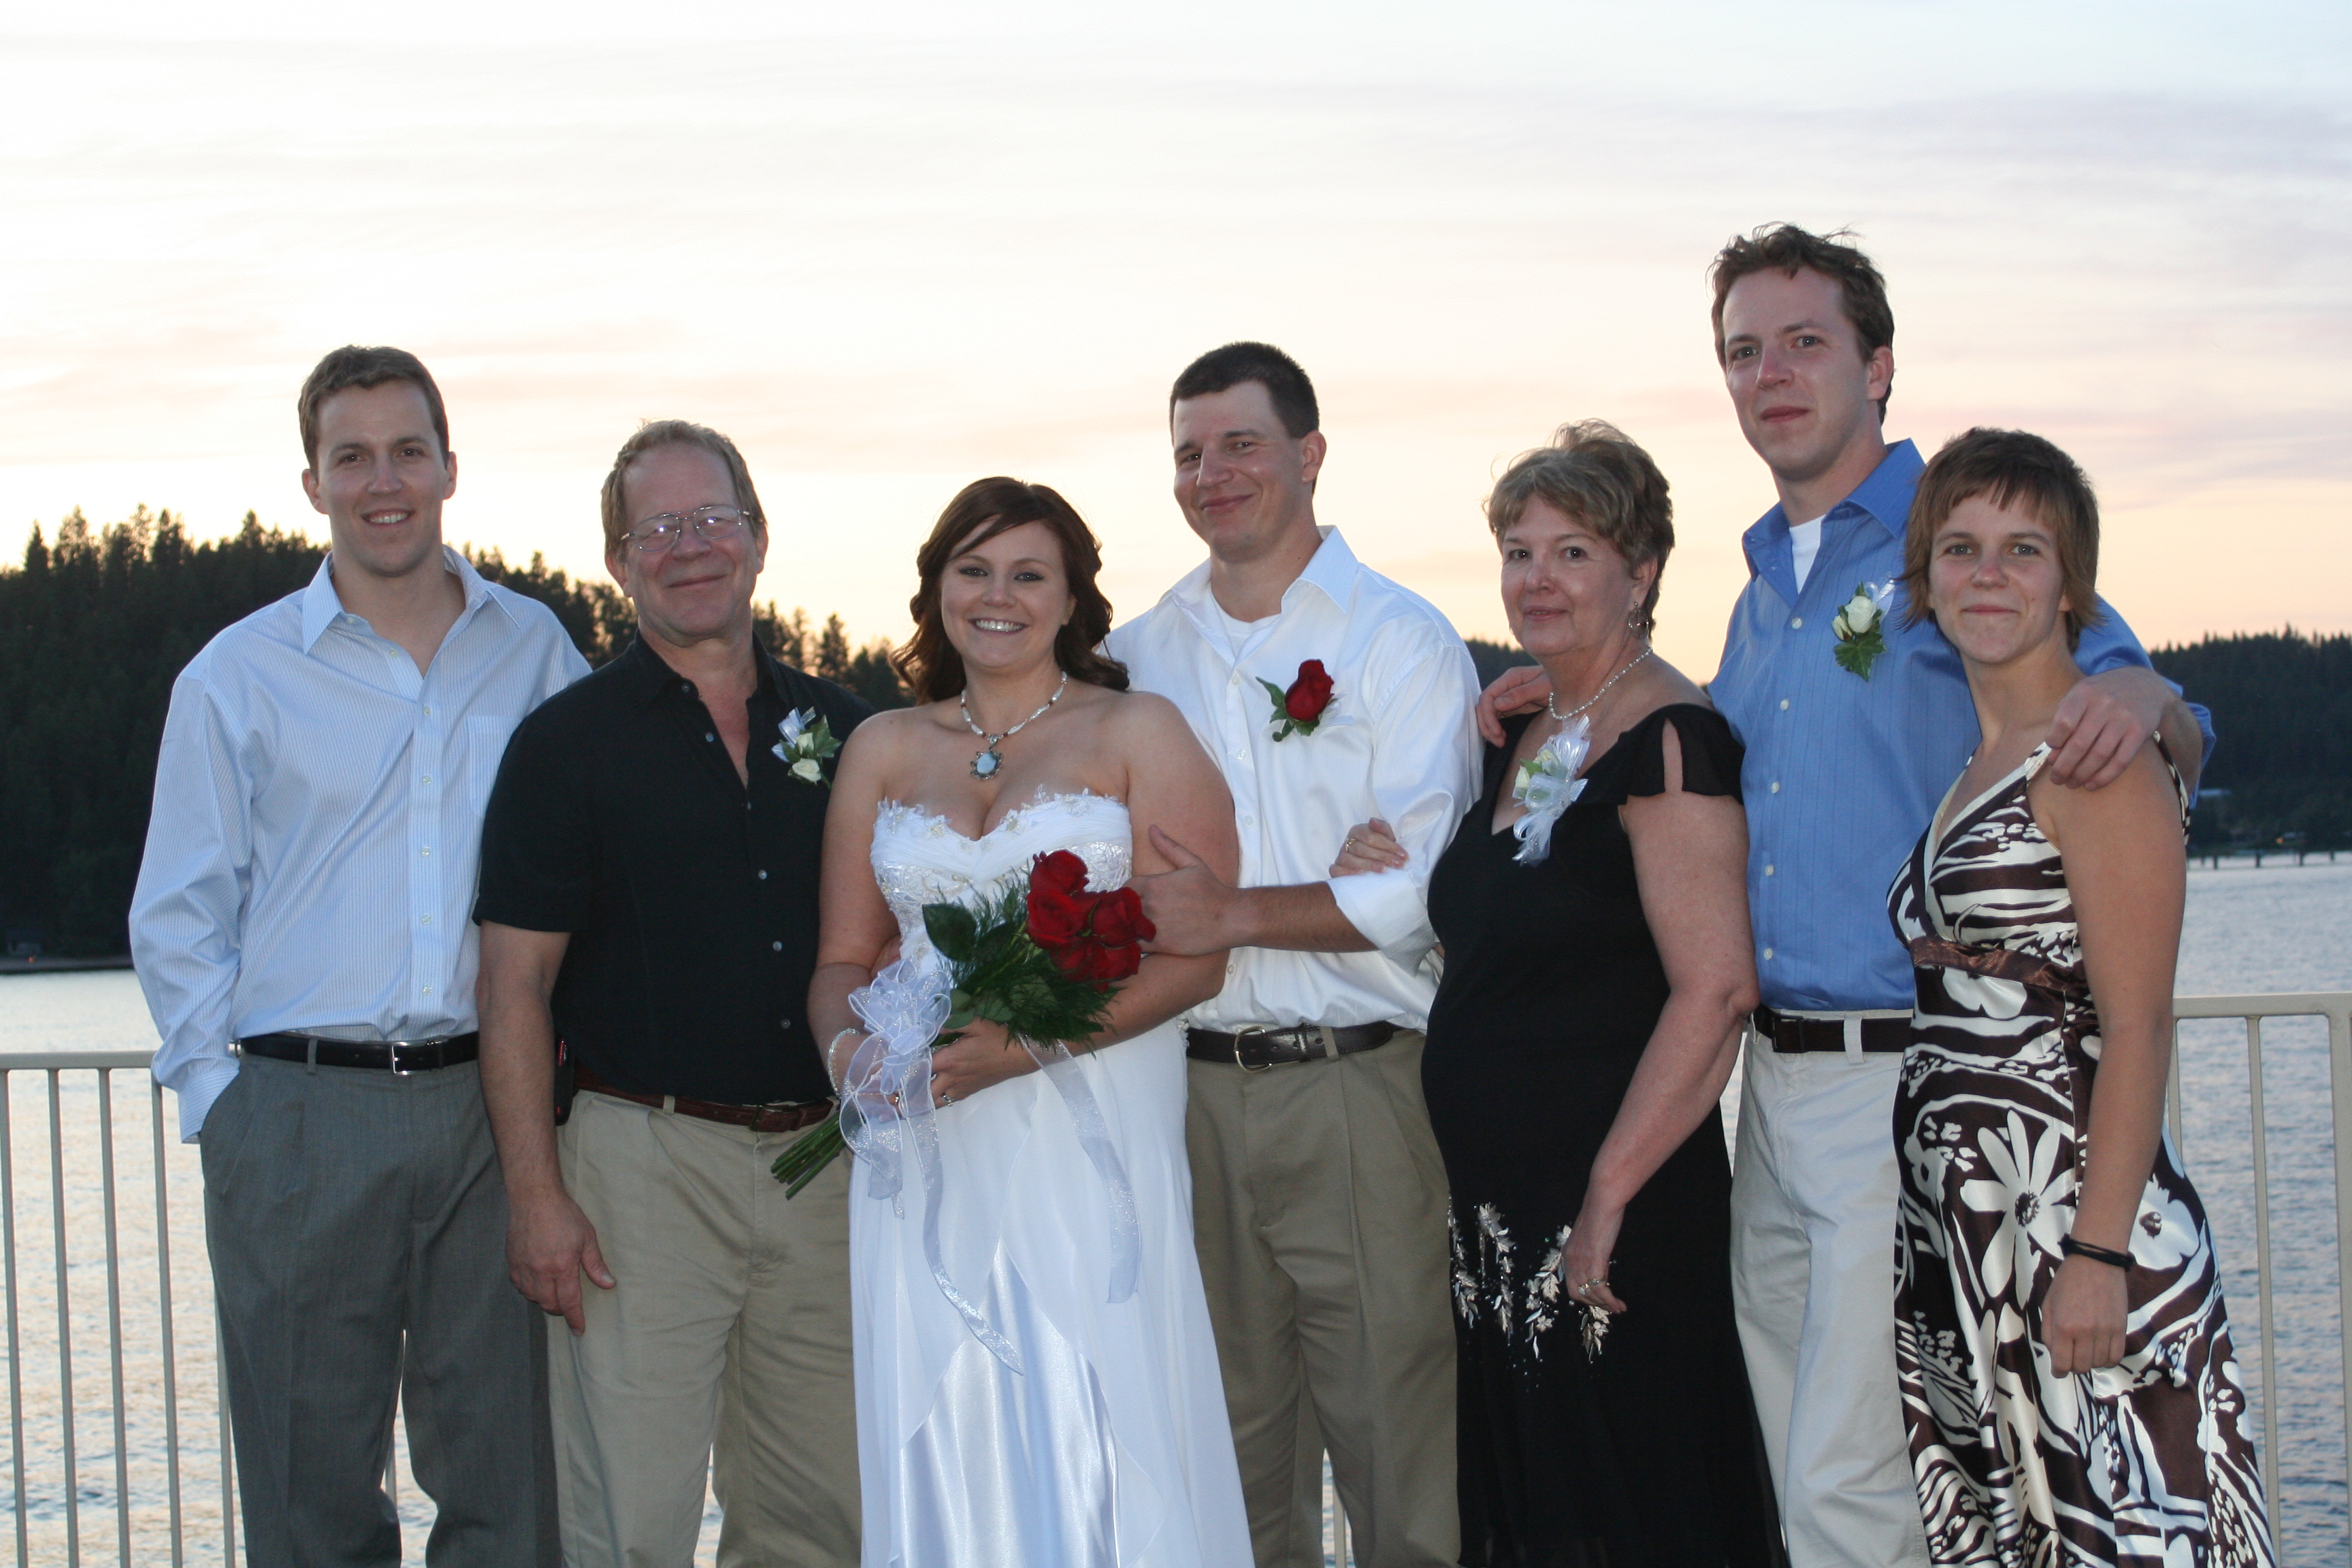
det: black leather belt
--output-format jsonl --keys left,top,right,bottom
{"left": 1186, "top": 1022, "right": 1396, "bottom": 1071}
{"left": 237, "top": 1032, "right": 481, "bottom": 1073}
{"left": 1751, "top": 1007, "right": 1907, "bottom": 1054}
{"left": 574, "top": 1064, "right": 834, "bottom": 1134}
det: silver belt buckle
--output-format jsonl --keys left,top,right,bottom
{"left": 1232, "top": 1025, "right": 1276, "bottom": 1073}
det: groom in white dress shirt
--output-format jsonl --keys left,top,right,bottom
{"left": 1112, "top": 342, "right": 1480, "bottom": 1568}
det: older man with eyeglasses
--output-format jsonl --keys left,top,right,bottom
{"left": 475, "top": 420, "right": 871, "bottom": 1567}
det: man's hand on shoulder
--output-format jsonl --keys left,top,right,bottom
{"left": 2046, "top": 666, "right": 2195, "bottom": 793}
{"left": 507, "top": 1187, "right": 615, "bottom": 1336}
{"left": 1476, "top": 663, "right": 1550, "bottom": 747}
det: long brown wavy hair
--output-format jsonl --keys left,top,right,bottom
{"left": 891, "top": 477, "right": 1129, "bottom": 702}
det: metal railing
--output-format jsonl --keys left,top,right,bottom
{"left": 2166, "top": 992, "right": 2352, "bottom": 1558}
{"left": 4, "top": 997, "right": 2349, "bottom": 1566}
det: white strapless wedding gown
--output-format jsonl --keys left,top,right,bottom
{"left": 853, "top": 792, "right": 1250, "bottom": 1568}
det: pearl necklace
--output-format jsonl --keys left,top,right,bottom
{"left": 960, "top": 670, "right": 1068, "bottom": 779}
{"left": 1548, "top": 646, "right": 1653, "bottom": 724}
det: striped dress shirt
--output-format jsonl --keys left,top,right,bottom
{"left": 130, "top": 548, "right": 588, "bottom": 1141}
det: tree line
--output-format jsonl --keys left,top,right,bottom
{"left": 0, "top": 510, "right": 2338, "bottom": 954}
{"left": 0, "top": 509, "right": 905, "bottom": 955}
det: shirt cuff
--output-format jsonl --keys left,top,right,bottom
{"left": 1326, "top": 868, "right": 1435, "bottom": 956}
{"left": 171, "top": 1056, "right": 242, "bottom": 1144}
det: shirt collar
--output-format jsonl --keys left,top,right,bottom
{"left": 1162, "top": 524, "right": 1359, "bottom": 621}
{"left": 617, "top": 633, "right": 785, "bottom": 708}
{"left": 299, "top": 544, "right": 500, "bottom": 651}
{"left": 1740, "top": 438, "right": 1925, "bottom": 575}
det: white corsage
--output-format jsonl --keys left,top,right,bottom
{"left": 1831, "top": 581, "right": 1895, "bottom": 680}
{"left": 772, "top": 707, "right": 840, "bottom": 786}
{"left": 1511, "top": 717, "right": 1591, "bottom": 866}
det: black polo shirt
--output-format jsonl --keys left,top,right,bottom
{"left": 474, "top": 636, "right": 871, "bottom": 1105}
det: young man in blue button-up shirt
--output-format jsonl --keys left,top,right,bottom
{"left": 1485, "top": 226, "right": 2207, "bottom": 1565}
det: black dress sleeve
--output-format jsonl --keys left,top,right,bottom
{"left": 1581, "top": 703, "right": 1744, "bottom": 806}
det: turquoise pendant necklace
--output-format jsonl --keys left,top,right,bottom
{"left": 961, "top": 670, "right": 1068, "bottom": 779}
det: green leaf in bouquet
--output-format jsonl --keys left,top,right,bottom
{"left": 977, "top": 993, "right": 1014, "bottom": 1024}
{"left": 924, "top": 902, "right": 980, "bottom": 961}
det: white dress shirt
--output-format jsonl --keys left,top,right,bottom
{"left": 1107, "top": 527, "right": 1480, "bottom": 1032}
{"left": 130, "top": 549, "right": 589, "bottom": 1141}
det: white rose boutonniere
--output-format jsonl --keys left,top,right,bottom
{"left": 1831, "top": 581, "right": 1896, "bottom": 680}
{"left": 773, "top": 707, "right": 841, "bottom": 787}
{"left": 1510, "top": 717, "right": 1592, "bottom": 866}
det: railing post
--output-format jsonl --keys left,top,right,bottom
{"left": 3, "top": 1071, "right": 26, "bottom": 1568}
{"left": 150, "top": 1081, "right": 185, "bottom": 1568}
{"left": 2329, "top": 1000, "right": 2352, "bottom": 1535}
{"left": 46, "top": 1071, "right": 81, "bottom": 1567}
{"left": 2243, "top": 1017, "right": 2282, "bottom": 1548}
{"left": 97, "top": 1073, "right": 132, "bottom": 1567}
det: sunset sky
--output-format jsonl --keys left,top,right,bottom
{"left": 6, "top": 1, "right": 2347, "bottom": 678}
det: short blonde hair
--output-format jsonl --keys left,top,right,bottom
{"left": 599, "top": 419, "right": 766, "bottom": 554}
{"left": 1485, "top": 421, "right": 1675, "bottom": 635}
{"left": 1899, "top": 427, "right": 2106, "bottom": 650}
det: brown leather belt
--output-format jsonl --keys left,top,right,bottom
{"left": 1751, "top": 1007, "right": 1908, "bottom": 1054}
{"left": 238, "top": 1032, "right": 479, "bottom": 1073}
{"left": 574, "top": 1064, "right": 834, "bottom": 1134}
{"left": 1186, "top": 1022, "right": 1396, "bottom": 1072}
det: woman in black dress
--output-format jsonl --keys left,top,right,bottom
{"left": 1341, "top": 423, "right": 1777, "bottom": 1565}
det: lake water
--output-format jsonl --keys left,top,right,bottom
{"left": 3, "top": 858, "right": 2349, "bottom": 1565}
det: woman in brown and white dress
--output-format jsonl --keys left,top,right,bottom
{"left": 1886, "top": 428, "right": 2272, "bottom": 1567}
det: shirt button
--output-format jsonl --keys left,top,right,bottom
{"left": 423, "top": 705, "right": 432, "bottom": 716}
{"left": 421, "top": 914, "right": 433, "bottom": 924}
{"left": 772, "top": 941, "right": 783, "bottom": 951}
{"left": 757, "top": 869, "right": 769, "bottom": 881}
{"left": 421, "top": 984, "right": 434, "bottom": 994}
{"left": 419, "top": 775, "right": 431, "bottom": 785}
{"left": 1770, "top": 781, "right": 1780, "bottom": 794}
{"left": 706, "top": 732, "right": 717, "bottom": 743}
{"left": 1764, "top": 864, "right": 1775, "bottom": 877}
{"left": 1761, "top": 947, "right": 1774, "bottom": 961}
{"left": 1789, "top": 617, "right": 1803, "bottom": 630}
{"left": 1241, "top": 814, "right": 1254, "bottom": 827}
{"left": 421, "top": 847, "right": 431, "bottom": 857}
{"left": 779, "top": 1019, "right": 792, "bottom": 1031}
{"left": 1778, "top": 699, "right": 1790, "bottom": 710}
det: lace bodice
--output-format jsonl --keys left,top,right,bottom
{"left": 872, "top": 791, "right": 1135, "bottom": 960}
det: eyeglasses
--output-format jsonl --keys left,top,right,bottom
{"left": 625, "top": 505, "right": 752, "bottom": 555}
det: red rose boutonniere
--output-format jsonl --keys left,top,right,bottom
{"left": 1258, "top": 659, "right": 1335, "bottom": 741}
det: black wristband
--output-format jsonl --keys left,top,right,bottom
{"left": 2061, "top": 1235, "right": 2134, "bottom": 1270}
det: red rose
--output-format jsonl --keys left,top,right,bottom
{"left": 1049, "top": 938, "right": 1128, "bottom": 984}
{"left": 1086, "top": 887, "right": 1154, "bottom": 949}
{"left": 1026, "top": 851, "right": 1093, "bottom": 947}
{"left": 1284, "top": 660, "right": 1334, "bottom": 723}
{"left": 1090, "top": 936, "right": 1144, "bottom": 983}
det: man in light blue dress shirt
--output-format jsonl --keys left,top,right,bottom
{"left": 1484, "top": 228, "right": 2208, "bottom": 1564}
{"left": 131, "top": 347, "right": 585, "bottom": 1567}
{"left": 1708, "top": 228, "right": 2207, "bottom": 1567}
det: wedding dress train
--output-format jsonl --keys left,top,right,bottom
{"left": 852, "top": 791, "right": 1250, "bottom": 1568}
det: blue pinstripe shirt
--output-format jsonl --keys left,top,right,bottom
{"left": 1709, "top": 440, "right": 2210, "bottom": 1014}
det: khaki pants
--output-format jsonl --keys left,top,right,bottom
{"left": 1186, "top": 1030, "right": 1458, "bottom": 1568}
{"left": 1730, "top": 1036, "right": 1932, "bottom": 1568}
{"left": 551, "top": 1092, "right": 859, "bottom": 1568}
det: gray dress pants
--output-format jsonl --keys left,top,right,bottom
{"left": 201, "top": 1054, "right": 557, "bottom": 1567}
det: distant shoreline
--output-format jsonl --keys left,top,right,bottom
{"left": 1, "top": 954, "right": 133, "bottom": 975}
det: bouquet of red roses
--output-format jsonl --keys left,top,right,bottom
{"left": 772, "top": 849, "right": 1153, "bottom": 1196}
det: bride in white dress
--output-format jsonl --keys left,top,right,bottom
{"left": 808, "top": 478, "right": 1252, "bottom": 1568}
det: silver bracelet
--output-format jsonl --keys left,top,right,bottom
{"left": 826, "top": 1028, "right": 861, "bottom": 1088}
